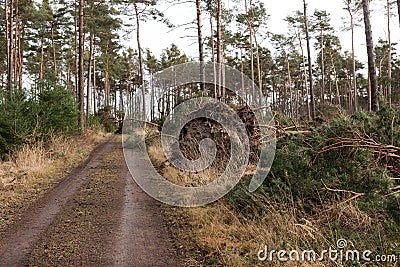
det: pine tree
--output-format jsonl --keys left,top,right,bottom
{"left": 311, "top": 10, "right": 334, "bottom": 103}
{"left": 303, "top": 0, "right": 315, "bottom": 119}
{"left": 362, "top": 0, "right": 378, "bottom": 111}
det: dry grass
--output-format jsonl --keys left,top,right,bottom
{"left": 0, "top": 130, "right": 111, "bottom": 231}
{"left": 148, "top": 139, "right": 383, "bottom": 267}
{"left": 170, "top": 194, "right": 351, "bottom": 266}
{"left": 147, "top": 136, "right": 220, "bottom": 187}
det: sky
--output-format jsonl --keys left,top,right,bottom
{"left": 127, "top": 0, "right": 400, "bottom": 66}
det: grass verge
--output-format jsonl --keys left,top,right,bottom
{"left": 0, "top": 130, "right": 111, "bottom": 232}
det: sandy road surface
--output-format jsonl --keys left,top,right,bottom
{"left": 0, "top": 136, "right": 180, "bottom": 267}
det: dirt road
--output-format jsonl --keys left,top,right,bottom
{"left": 0, "top": 136, "right": 180, "bottom": 267}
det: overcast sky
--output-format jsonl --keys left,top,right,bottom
{"left": 129, "top": 0, "right": 400, "bottom": 65}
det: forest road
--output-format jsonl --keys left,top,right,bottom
{"left": 0, "top": 135, "right": 180, "bottom": 267}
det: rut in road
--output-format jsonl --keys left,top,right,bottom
{"left": 0, "top": 136, "right": 180, "bottom": 267}
{"left": 0, "top": 135, "right": 117, "bottom": 266}
{"left": 113, "top": 171, "right": 179, "bottom": 267}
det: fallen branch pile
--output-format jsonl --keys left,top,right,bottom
{"left": 315, "top": 134, "right": 400, "bottom": 162}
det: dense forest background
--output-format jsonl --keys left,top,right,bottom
{"left": 1, "top": 1, "right": 400, "bottom": 265}
{"left": 0, "top": 0, "right": 399, "bottom": 151}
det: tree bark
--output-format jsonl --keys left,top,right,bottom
{"left": 5, "top": 0, "right": 10, "bottom": 92}
{"left": 8, "top": 0, "right": 14, "bottom": 92}
{"left": 93, "top": 46, "right": 97, "bottom": 114}
{"left": 240, "top": 45, "right": 245, "bottom": 103}
{"left": 250, "top": 1, "right": 263, "bottom": 106}
{"left": 210, "top": 14, "right": 217, "bottom": 98}
{"left": 195, "top": 0, "right": 205, "bottom": 94}
{"left": 14, "top": 0, "right": 20, "bottom": 88}
{"left": 329, "top": 50, "right": 340, "bottom": 105}
{"left": 39, "top": 35, "right": 44, "bottom": 93}
{"left": 346, "top": 0, "right": 358, "bottom": 111}
{"left": 74, "top": 0, "right": 79, "bottom": 96}
{"left": 362, "top": 0, "right": 378, "bottom": 111}
{"left": 320, "top": 29, "right": 325, "bottom": 103}
{"left": 216, "top": 0, "right": 222, "bottom": 100}
{"left": 378, "top": 55, "right": 385, "bottom": 97}
{"left": 282, "top": 43, "right": 293, "bottom": 117}
{"left": 104, "top": 42, "right": 110, "bottom": 107}
{"left": 86, "top": 32, "right": 93, "bottom": 125}
{"left": 17, "top": 12, "right": 23, "bottom": 88}
{"left": 150, "top": 74, "right": 154, "bottom": 120}
{"left": 244, "top": 0, "right": 255, "bottom": 102}
{"left": 119, "top": 80, "right": 124, "bottom": 111}
{"left": 78, "top": 0, "right": 85, "bottom": 130}
{"left": 387, "top": 0, "right": 392, "bottom": 108}
{"left": 51, "top": 22, "right": 57, "bottom": 79}
{"left": 134, "top": 1, "right": 146, "bottom": 119}
{"left": 303, "top": 0, "right": 315, "bottom": 119}
{"left": 297, "top": 30, "right": 310, "bottom": 120}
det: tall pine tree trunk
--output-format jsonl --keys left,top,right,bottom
{"left": 320, "top": 30, "right": 325, "bottom": 103}
{"left": 387, "top": 0, "right": 392, "bottom": 108}
{"left": 39, "top": 35, "right": 44, "bottom": 93}
{"left": 209, "top": 14, "right": 217, "bottom": 98}
{"left": 8, "top": 0, "right": 14, "bottom": 92}
{"left": 297, "top": 30, "right": 310, "bottom": 120}
{"left": 93, "top": 47, "right": 97, "bottom": 115}
{"left": 244, "top": 0, "right": 255, "bottom": 102}
{"left": 362, "top": 0, "right": 378, "bottom": 111}
{"left": 195, "top": 0, "right": 205, "bottom": 94}
{"left": 250, "top": 3, "right": 263, "bottom": 106}
{"left": 51, "top": 22, "right": 57, "bottom": 79}
{"left": 104, "top": 42, "right": 110, "bottom": 107}
{"left": 216, "top": 0, "right": 222, "bottom": 100}
{"left": 254, "top": 36, "right": 262, "bottom": 106}
{"left": 330, "top": 50, "right": 340, "bottom": 105}
{"left": 240, "top": 45, "right": 246, "bottom": 103}
{"left": 119, "top": 80, "right": 124, "bottom": 111}
{"left": 283, "top": 46, "right": 293, "bottom": 117}
{"left": 150, "top": 74, "right": 154, "bottom": 120}
{"left": 303, "top": 0, "right": 315, "bottom": 119}
{"left": 5, "top": 0, "right": 10, "bottom": 92}
{"left": 17, "top": 16, "right": 23, "bottom": 88}
{"left": 346, "top": 0, "right": 358, "bottom": 111}
{"left": 15, "top": 0, "right": 21, "bottom": 88}
{"left": 74, "top": 1, "right": 78, "bottom": 96}
{"left": 78, "top": 0, "right": 85, "bottom": 130}
{"left": 134, "top": 1, "right": 145, "bottom": 119}
{"left": 86, "top": 32, "right": 93, "bottom": 124}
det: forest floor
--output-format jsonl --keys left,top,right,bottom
{"left": 0, "top": 135, "right": 181, "bottom": 267}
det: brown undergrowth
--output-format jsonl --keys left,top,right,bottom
{"left": 0, "top": 130, "right": 111, "bottom": 232}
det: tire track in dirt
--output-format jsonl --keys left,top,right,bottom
{"left": 0, "top": 135, "right": 117, "bottom": 266}
{"left": 113, "top": 170, "right": 180, "bottom": 267}
{"left": 0, "top": 136, "right": 181, "bottom": 267}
